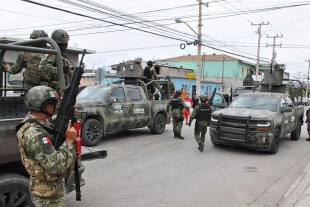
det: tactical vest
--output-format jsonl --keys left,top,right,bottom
{"left": 24, "top": 52, "right": 43, "bottom": 85}
{"left": 17, "top": 122, "right": 67, "bottom": 198}
{"left": 197, "top": 104, "right": 211, "bottom": 121}
{"left": 62, "top": 57, "right": 71, "bottom": 86}
{"left": 171, "top": 96, "right": 182, "bottom": 109}
{"left": 144, "top": 66, "right": 152, "bottom": 79}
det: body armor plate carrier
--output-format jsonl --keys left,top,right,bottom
{"left": 171, "top": 96, "right": 182, "bottom": 109}
{"left": 197, "top": 104, "right": 211, "bottom": 121}
{"left": 144, "top": 66, "right": 152, "bottom": 79}
{"left": 24, "top": 52, "right": 44, "bottom": 85}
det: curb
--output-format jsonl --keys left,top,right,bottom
{"left": 277, "top": 162, "right": 310, "bottom": 207}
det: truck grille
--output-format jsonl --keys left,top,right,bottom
{"left": 213, "top": 114, "right": 254, "bottom": 142}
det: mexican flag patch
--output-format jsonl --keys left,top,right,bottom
{"left": 48, "top": 91, "right": 57, "bottom": 98}
{"left": 40, "top": 137, "right": 51, "bottom": 145}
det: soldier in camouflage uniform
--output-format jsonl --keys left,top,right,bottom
{"left": 2, "top": 30, "right": 48, "bottom": 91}
{"left": 144, "top": 60, "right": 164, "bottom": 95}
{"left": 16, "top": 86, "right": 77, "bottom": 207}
{"left": 166, "top": 75, "right": 175, "bottom": 96}
{"left": 166, "top": 89, "right": 190, "bottom": 139}
{"left": 39, "top": 29, "right": 73, "bottom": 94}
{"left": 189, "top": 88, "right": 216, "bottom": 152}
{"left": 306, "top": 108, "right": 310, "bottom": 141}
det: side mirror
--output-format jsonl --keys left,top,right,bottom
{"left": 213, "top": 103, "right": 226, "bottom": 108}
{"left": 107, "top": 97, "right": 120, "bottom": 105}
{"left": 281, "top": 106, "right": 292, "bottom": 113}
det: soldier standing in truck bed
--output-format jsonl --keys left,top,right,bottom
{"left": 2, "top": 30, "right": 48, "bottom": 91}
{"left": 144, "top": 60, "right": 164, "bottom": 95}
{"left": 39, "top": 29, "right": 73, "bottom": 94}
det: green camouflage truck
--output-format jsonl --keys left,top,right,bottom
{"left": 210, "top": 68, "right": 304, "bottom": 154}
{"left": 0, "top": 38, "right": 85, "bottom": 206}
{"left": 75, "top": 61, "right": 171, "bottom": 147}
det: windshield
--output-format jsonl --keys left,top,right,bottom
{"left": 77, "top": 86, "right": 111, "bottom": 99}
{"left": 234, "top": 88, "right": 255, "bottom": 94}
{"left": 229, "top": 95, "right": 278, "bottom": 112}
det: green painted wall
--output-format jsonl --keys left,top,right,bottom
{"left": 157, "top": 60, "right": 255, "bottom": 79}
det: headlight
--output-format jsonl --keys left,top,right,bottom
{"left": 211, "top": 116, "right": 218, "bottom": 122}
{"left": 75, "top": 107, "right": 83, "bottom": 111}
{"left": 256, "top": 121, "right": 272, "bottom": 131}
{"left": 257, "top": 121, "right": 271, "bottom": 127}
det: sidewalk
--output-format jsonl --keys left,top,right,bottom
{"left": 278, "top": 162, "right": 310, "bottom": 207}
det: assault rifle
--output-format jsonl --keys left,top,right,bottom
{"left": 53, "top": 49, "right": 86, "bottom": 201}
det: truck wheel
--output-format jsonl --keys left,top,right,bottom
{"left": 151, "top": 114, "right": 166, "bottom": 134}
{"left": 269, "top": 128, "right": 280, "bottom": 154}
{"left": 0, "top": 173, "right": 33, "bottom": 207}
{"left": 211, "top": 139, "right": 220, "bottom": 146}
{"left": 81, "top": 118, "right": 103, "bottom": 147}
{"left": 291, "top": 120, "right": 301, "bottom": 141}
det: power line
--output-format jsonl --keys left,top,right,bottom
{"left": 96, "top": 44, "right": 180, "bottom": 53}
{"left": 21, "top": 0, "right": 189, "bottom": 42}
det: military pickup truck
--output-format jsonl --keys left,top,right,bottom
{"left": 0, "top": 38, "right": 85, "bottom": 206}
{"left": 75, "top": 61, "right": 170, "bottom": 147}
{"left": 210, "top": 68, "right": 304, "bottom": 154}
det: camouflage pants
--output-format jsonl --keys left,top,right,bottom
{"left": 172, "top": 109, "right": 183, "bottom": 133}
{"left": 194, "top": 121, "right": 208, "bottom": 144}
{"left": 29, "top": 180, "right": 66, "bottom": 207}
{"left": 30, "top": 192, "right": 65, "bottom": 207}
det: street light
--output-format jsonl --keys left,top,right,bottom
{"left": 175, "top": 14, "right": 202, "bottom": 96}
{"left": 175, "top": 18, "right": 198, "bottom": 36}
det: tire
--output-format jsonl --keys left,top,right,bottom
{"left": 269, "top": 128, "right": 280, "bottom": 154}
{"left": 81, "top": 118, "right": 103, "bottom": 147}
{"left": 151, "top": 114, "right": 166, "bottom": 134}
{"left": 291, "top": 120, "right": 301, "bottom": 141}
{"left": 0, "top": 173, "right": 33, "bottom": 207}
{"left": 211, "top": 139, "right": 220, "bottom": 146}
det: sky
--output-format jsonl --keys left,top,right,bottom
{"left": 1, "top": 0, "right": 310, "bottom": 78}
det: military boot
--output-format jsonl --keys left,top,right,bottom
{"left": 306, "top": 137, "right": 310, "bottom": 141}
{"left": 201, "top": 143, "right": 204, "bottom": 152}
{"left": 174, "top": 133, "right": 177, "bottom": 138}
{"left": 177, "top": 133, "right": 184, "bottom": 139}
{"left": 198, "top": 143, "right": 202, "bottom": 152}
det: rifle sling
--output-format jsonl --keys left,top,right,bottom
{"left": 15, "top": 119, "right": 55, "bottom": 136}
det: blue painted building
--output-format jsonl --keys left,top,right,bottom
{"left": 157, "top": 54, "right": 258, "bottom": 95}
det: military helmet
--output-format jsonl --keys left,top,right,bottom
{"left": 147, "top": 60, "right": 153, "bottom": 67}
{"left": 25, "top": 86, "right": 59, "bottom": 111}
{"left": 200, "top": 94, "right": 207, "bottom": 102}
{"left": 176, "top": 90, "right": 182, "bottom": 95}
{"left": 30, "top": 30, "right": 48, "bottom": 39}
{"left": 51, "top": 29, "right": 70, "bottom": 44}
{"left": 165, "top": 75, "right": 170, "bottom": 79}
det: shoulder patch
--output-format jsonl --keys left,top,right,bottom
{"left": 39, "top": 137, "right": 51, "bottom": 145}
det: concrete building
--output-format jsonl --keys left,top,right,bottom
{"left": 156, "top": 55, "right": 290, "bottom": 96}
{"left": 156, "top": 54, "right": 260, "bottom": 95}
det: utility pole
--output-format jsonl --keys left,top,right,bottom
{"left": 266, "top": 34, "right": 283, "bottom": 70}
{"left": 306, "top": 60, "right": 310, "bottom": 98}
{"left": 196, "top": 0, "right": 203, "bottom": 96}
{"left": 222, "top": 57, "right": 225, "bottom": 84}
{"left": 251, "top": 22, "right": 269, "bottom": 81}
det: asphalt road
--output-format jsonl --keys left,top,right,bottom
{"left": 66, "top": 108, "right": 310, "bottom": 207}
